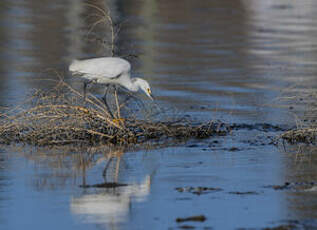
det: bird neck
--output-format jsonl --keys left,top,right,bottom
{"left": 126, "top": 78, "right": 141, "bottom": 92}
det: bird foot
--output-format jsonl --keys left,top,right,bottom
{"left": 112, "top": 118, "right": 125, "bottom": 125}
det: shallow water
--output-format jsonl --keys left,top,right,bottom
{"left": 1, "top": 0, "right": 317, "bottom": 229}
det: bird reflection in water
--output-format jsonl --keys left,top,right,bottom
{"left": 70, "top": 148, "right": 152, "bottom": 227}
{"left": 14, "top": 144, "right": 152, "bottom": 227}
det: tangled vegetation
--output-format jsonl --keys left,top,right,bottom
{"left": 0, "top": 80, "right": 228, "bottom": 146}
{"left": 279, "top": 87, "right": 317, "bottom": 144}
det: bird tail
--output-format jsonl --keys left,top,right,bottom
{"left": 69, "top": 59, "right": 80, "bottom": 72}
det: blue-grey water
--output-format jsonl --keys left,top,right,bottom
{"left": 1, "top": 0, "right": 317, "bottom": 229}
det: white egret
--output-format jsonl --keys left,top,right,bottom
{"left": 68, "top": 57, "right": 154, "bottom": 100}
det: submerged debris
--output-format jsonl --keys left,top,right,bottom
{"left": 80, "top": 182, "right": 128, "bottom": 188}
{"left": 228, "top": 191, "right": 259, "bottom": 195}
{"left": 0, "top": 81, "right": 229, "bottom": 146}
{"left": 176, "top": 215, "right": 207, "bottom": 223}
{"left": 230, "top": 123, "right": 288, "bottom": 132}
{"left": 261, "top": 220, "right": 317, "bottom": 230}
{"left": 264, "top": 181, "right": 317, "bottom": 191}
{"left": 178, "top": 225, "right": 196, "bottom": 229}
{"left": 175, "top": 186, "right": 223, "bottom": 195}
{"left": 262, "top": 224, "right": 297, "bottom": 230}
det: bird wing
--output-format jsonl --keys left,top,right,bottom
{"left": 69, "top": 57, "right": 131, "bottom": 80}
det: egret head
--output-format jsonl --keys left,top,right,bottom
{"left": 134, "top": 78, "right": 154, "bottom": 100}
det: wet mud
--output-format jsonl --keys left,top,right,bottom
{"left": 261, "top": 220, "right": 317, "bottom": 230}
{"left": 175, "top": 186, "right": 223, "bottom": 195}
{"left": 79, "top": 182, "right": 128, "bottom": 188}
{"left": 228, "top": 191, "right": 260, "bottom": 195}
{"left": 264, "top": 182, "right": 317, "bottom": 191}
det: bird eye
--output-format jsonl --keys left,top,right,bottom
{"left": 147, "top": 88, "right": 151, "bottom": 94}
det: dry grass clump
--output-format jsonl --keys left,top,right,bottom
{"left": 280, "top": 128, "right": 317, "bottom": 144}
{"left": 279, "top": 88, "right": 317, "bottom": 144}
{"left": 0, "top": 80, "right": 228, "bottom": 146}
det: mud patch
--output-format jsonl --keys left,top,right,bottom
{"left": 262, "top": 224, "right": 297, "bottom": 230}
{"left": 176, "top": 215, "right": 207, "bottom": 223}
{"left": 228, "top": 191, "right": 260, "bottom": 195}
{"left": 178, "top": 225, "right": 196, "bottom": 229}
{"left": 175, "top": 186, "right": 223, "bottom": 195}
{"left": 230, "top": 123, "right": 289, "bottom": 132}
{"left": 262, "top": 219, "right": 317, "bottom": 230}
{"left": 241, "top": 135, "right": 277, "bottom": 146}
{"left": 79, "top": 182, "right": 128, "bottom": 188}
{"left": 264, "top": 182, "right": 317, "bottom": 191}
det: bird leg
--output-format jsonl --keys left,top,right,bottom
{"left": 83, "top": 79, "right": 96, "bottom": 100}
{"left": 102, "top": 84, "right": 115, "bottom": 119}
{"left": 114, "top": 155, "right": 121, "bottom": 183}
{"left": 114, "top": 85, "right": 121, "bottom": 119}
{"left": 83, "top": 81, "right": 88, "bottom": 100}
{"left": 102, "top": 157, "right": 113, "bottom": 181}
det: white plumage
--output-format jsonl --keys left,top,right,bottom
{"left": 69, "top": 57, "right": 131, "bottom": 81}
{"left": 69, "top": 57, "right": 153, "bottom": 99}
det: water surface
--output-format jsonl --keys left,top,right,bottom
{"left": 1, "top": 0, "right": 317, "bottom": 229}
